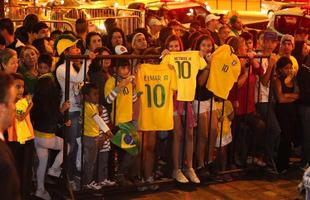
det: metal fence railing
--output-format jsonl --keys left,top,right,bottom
{"left": 55, "top": 54, "right": 274, "bottom": 198}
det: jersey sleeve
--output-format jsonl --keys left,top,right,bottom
{"left": 170, "top": 68, "right": 177, "bottom": 91}
{"left": 85, "top": 103, "right": 98, "bottom": 118}
{"left": 160, "top": 54, "right": 170, "bottom": 67}
{"left": 104, "top": 77, "right": 115, "bottom": 98}
{"left": 136, "top": 64, "right": 144, "bottom": 92}
{"left": 198, "top": 54, "right": 207, "bottom": 70}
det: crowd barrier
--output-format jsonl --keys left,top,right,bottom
{"left": 59, "top": 54, "right": 270, "bottom": 198}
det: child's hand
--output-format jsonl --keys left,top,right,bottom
{"left": 16, "top": 113, "right": 26, "bottom": 121}
{"left": 61, "top": 100, "right": 71, "bottom": 113}
{"left": 161, "top": 49, "right": 170, "bottom": 59}
{"left": 88, "top": 51, "right": 98, "bottom": 60}
{"left": 117, "top": 78, "right": 131, "bottom": 89}
{"left": 105, "top": 130, "right": 113, "bottom": 139}
{"left": 64, "top": 120, "right": 72, "bottom": 127}
{"left": 218, "top": 116, "right": 224, "bottom": 122}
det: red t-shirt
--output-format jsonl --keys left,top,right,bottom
{"left": 229, "top": 66, "right": 263, "bottom": 115}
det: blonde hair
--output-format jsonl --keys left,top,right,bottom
{"left": 19, "top": 45, "right": 39, "bottom": 59}
{"left": 0, "top": 48, "right": 17, "bottom": 67}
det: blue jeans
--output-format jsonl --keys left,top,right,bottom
{"left": 67, "top": 111, "right": 81, "bottom": 180}
{"left": 256, "top": 103, "right": 281, "bottom": 162}
{"left": 300, "top": 105, "right": 310, "bottom": 163}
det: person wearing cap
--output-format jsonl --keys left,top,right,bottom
{"left": 55, "top": 34, "right": 96, "bottom": 190}
{"left": 205, "top": 14, "right": 221, "bottom": 46}
{"left": 255, "top": 31, "right": 281, "bottom": 172}
{"left": 278, "top": 34, "right": 299, "bottom": 74}
{"left": 131, "top": 32, "right": 147, "bottom": 73}
{"left": 148, "top": 18, "right": 162, "bottom": 42}
{"left": 104, "top": 45, "right": 138, "bottom": 186}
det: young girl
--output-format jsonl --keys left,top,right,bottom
{"left": 31, "top": 75, "right": 70, "bottom": 200}
{"left": 161, "top": 34, "right": 201, "bottom": 183}
{"left": 275, "top": 56, "right": 299, "bottom": 173}
{"left": 191, "top": 35, "right": 218, "bottom": 174}
{"left": 7, "top": 73, "right": 35, "bottom": 200}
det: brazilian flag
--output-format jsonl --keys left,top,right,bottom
{"left": 111, "top": 122, "right": 139, "bottom": 155}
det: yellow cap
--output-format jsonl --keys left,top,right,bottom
{"left": 54, "top": 34, "right": 79, "bottom": 56}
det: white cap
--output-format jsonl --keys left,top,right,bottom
{"left": 148, "top": 18, "right": 162, "bottom": 26}
{"left": 115, "top": 45, "right": 128, "bottom": 55}
{"left": 205, "top": 14, "right": 220, "bottom": 24}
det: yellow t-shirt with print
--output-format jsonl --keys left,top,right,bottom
{"left": 84, "top": 102, "right": 100, "bottom": 137}
{"left": 105, "top": 76, "right": 133, "bottom": 125}
{"left": 206, "top": 45, "right": 241, "bottom": 99}
{"left": 216, "top": 100, "right": 234, "bottom": 147}
{"left": 136, "top": 63, "right": 177, "bottom": 131}
{"left": 161, "top": 51, "right": 206, "bottom": 101}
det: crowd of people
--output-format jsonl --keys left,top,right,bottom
{"left": 0, "top": 11, "right": 309, "bottom": 200}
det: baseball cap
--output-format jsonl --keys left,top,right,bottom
{"left": 205, "top": 14, "right": 220, "bottom": 24}
{"left": 54, "top": 34, "right": 79, "bottom": 56}
{"left": 280, "top": 34, "right": 295, "bottom": 48}
{"left": 148, "top": 18, "right": 162, "bottom": 26}
{"left": 115, "top": 45, "right": 128, "bottom": 55}
{"left": 264, "top": 31, "right": 278, "bottom": 41}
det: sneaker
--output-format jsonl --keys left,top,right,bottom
{"left": 146, "top": 176, "right": 159, "bottom": 191}
{"left": 137, "top": 179, "right": 148, "bottom": 192}
{"left": 115, "top": 174, "right": 133, "bottom": 186}
{"left": 100, "top": 179, "right": 116, "bottom": 187}
{"left": 184, "top": 168, "right": 200, "bottom": 183}
{"left": 35, "top": 189, "right": 51, "bottom": 200}
{"left": 47, "top": 167, "right": 62, "bottom": 178}
{"left": 69, "top": 180, "right": 79, "bottom": 191}
{"left": 84, "top": 181, "right": 102, "bottom": 190}
{"left": 196, "top": 166, "right": 210, "bottom": 177}
{"left": 172, "top": 169, "right": 189, "bottom": 183}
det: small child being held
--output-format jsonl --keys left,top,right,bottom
{"left": 38, "top": 54, "right": 53, "bottom": 77}
{"left": 82, "top": 83, "right": 113, "bottom": 190}
{"left": 215, "top": 98, "right": 234, "bottom": 171}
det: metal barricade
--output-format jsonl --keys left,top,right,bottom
{"left": 57, "top": 54, "right": 273, "bottom": 198}
{"left": 11, "top": 19, "right": 74, "bottom": 32}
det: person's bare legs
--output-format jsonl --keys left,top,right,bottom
{"left": 173, "top": 115, "right": 182, "bottom": 171}
{"left": 143, "top": 131, "right": 156, "bottom": 179}
{"left": 206, "top": 110, "right": 218, "bottom": 164}
{"left": 197, "top": 112, "right": 207, "bottom": 168}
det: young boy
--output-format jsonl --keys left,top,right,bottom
{"left": 82, "top": 83, "right": 113, "bottom": 190}
{"left": 104, "top": 58, "right": 137, "bottom": 185}
{"left": 38, "top": 54, "right": 53, "bottom": 77}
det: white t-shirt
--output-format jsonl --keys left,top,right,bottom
{"left": 56, "top": 60, "right": 90, "bottom": 112}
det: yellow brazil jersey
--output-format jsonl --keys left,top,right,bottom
{"left": 84, "top": 102, "right": 100, "bottom": 137}
{"left": 136, "top": 63, "right": 177, "bottom": 131}
{"left": 161, "top": 51, "right": 206, "bottom": 101}
{"left": 206, "top": 45, "right": 241, "bottom": 99}
{"left": 104, "top": 76, "right": 133, "bottom": 125}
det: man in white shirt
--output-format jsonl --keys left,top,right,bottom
{"left": 255, "top": 31, "right": 281, "bottom": 172}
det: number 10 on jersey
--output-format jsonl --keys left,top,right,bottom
{"left": 145, "top": 84, "right": 166, "bottom": 108}
{"left": 176, "top": 61, "right": 191, "bottom": 79}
